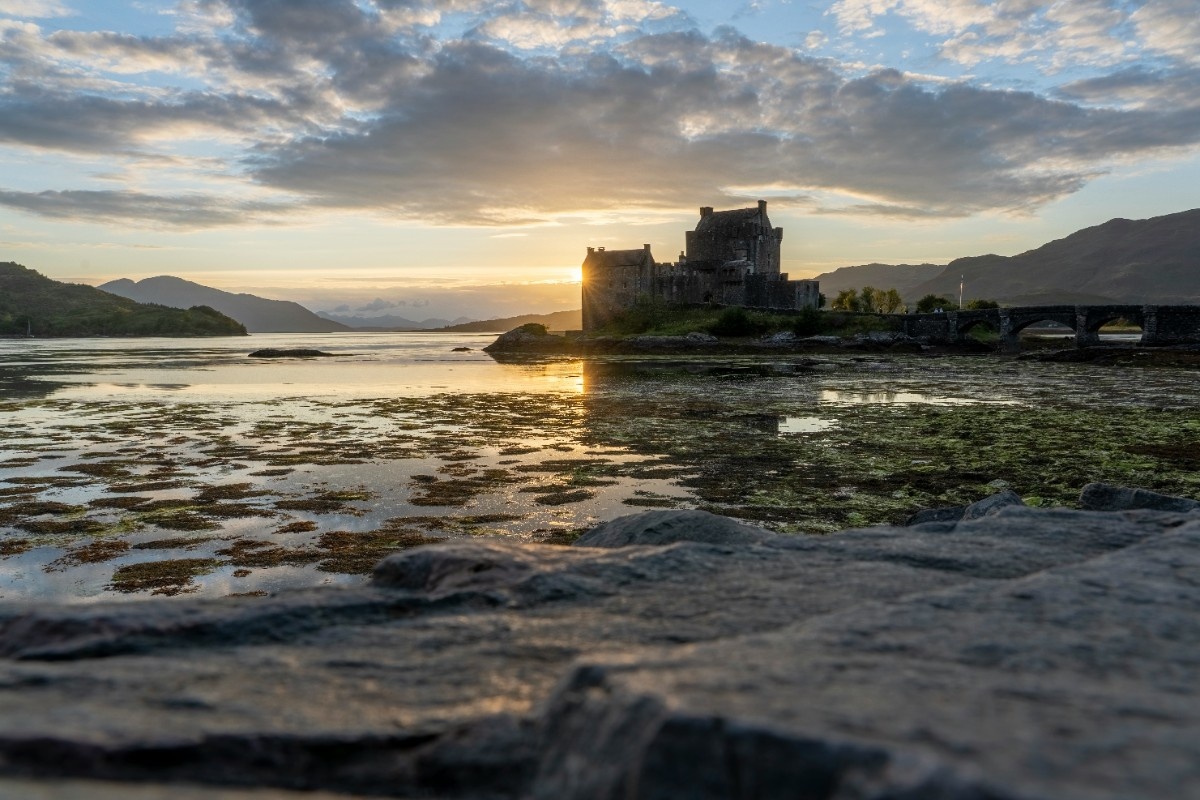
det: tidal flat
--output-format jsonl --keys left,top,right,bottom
{"left": 1, "top": 333, "right": 1198, "bottom": 602}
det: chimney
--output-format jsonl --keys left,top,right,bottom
{"left": 700, "top": 206, "right": 713, "bottom": 217}
{"left": 587, "top": 246, "right": 594, "bottom": 254}
{"left": 598, "top": 246, "right": 605, "bottom": 252}
{"left": 643, "top": 243, "right": 651, "bottom": 251}
{"left": 758, "top": 199, "right": 767, "bottom": 214}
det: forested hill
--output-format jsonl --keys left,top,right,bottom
{"left": 0, "top": 263, "right": 247, "bottom": 337}
{"left": 100, "top": 275, "right": 348, "bottom": 333}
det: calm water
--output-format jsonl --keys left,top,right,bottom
{"left": 2, "top": 333, "right": 1198, "bottom": 603}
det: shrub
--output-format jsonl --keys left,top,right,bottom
{"left": 790, "top": 307, "right": 823, "bottom": 336}
{"left": 916, "top": 294, "right": 957, "bottom": 313}
{"left": 707, "top": 306, "right": 771, "bottom": 337}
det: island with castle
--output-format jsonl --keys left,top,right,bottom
{"left": 581, "top": 200, "right": 820, "bottom": 331}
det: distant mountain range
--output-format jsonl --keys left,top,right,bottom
{"left": 100, "top": 276, "right": 348, "bottom": 333}
{"left": 316, "top": 311, "right": 475, "bottom": 330}
{"left": 814, "top": 208, "right": 1200, "bottom": 306}
{"left": 1, "top": 263, "right": 245, "bottom": 337}
{"left": 438, "top": 309, "right": 582, "bottom": 332}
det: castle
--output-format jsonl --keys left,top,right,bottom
{"left": 581, "top": 200, "right": 820, "bottom": 330}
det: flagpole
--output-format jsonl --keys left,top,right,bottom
{"left": 959, "top": 274, "right": 964, "bottom": 309}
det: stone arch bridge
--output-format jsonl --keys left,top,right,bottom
{"left": 899, "top": 305, "right": 1200, "bottom": 350}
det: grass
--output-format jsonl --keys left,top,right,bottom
{"left": 591, "top": 301, "right": 897, "bottom": 339}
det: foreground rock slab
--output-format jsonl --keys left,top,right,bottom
{"left": 1, "top": 504, "right": 1198, "bottom": 799}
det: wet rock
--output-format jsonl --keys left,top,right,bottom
{"left": 960, "top": 489, "right": 1025, "bottom": 520}
{"left": 573, "top": 509, "right": 774, "bottom": 548}
{"left": 2, "top": 502, "right": 1198, "bottom": 799}
{"left": 1079, "top": 482, "right": 1200, "bottom": 513}
{"left": 904, "top": 504, "right": 967, "bottom": 526}
{"left": 759, "top": 330, "right": 796, "bottom": 345}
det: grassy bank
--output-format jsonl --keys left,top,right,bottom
{"left": 591, "top": 301, "right": 900, "bottom": 339}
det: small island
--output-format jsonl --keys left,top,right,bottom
{"left": 248, "top": 348, "right": 335, "bottom": 358}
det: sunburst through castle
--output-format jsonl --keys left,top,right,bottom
{"left": 581, "top": 200, "right": 820, "bottom": 331}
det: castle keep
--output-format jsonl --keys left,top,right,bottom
{"left": 581, "top": 200, "right": 820, "bottom": 330}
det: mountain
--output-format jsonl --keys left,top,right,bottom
{"left": 0, "top": 263, "right": 246, "bottom": 337}
{"left": 811, "top": 208, "right": 1200, "bottom": 306}
{"left": 811, "top": 263, "right": 946, "bottom": 299}
{"left": 438, "top": 309, "right": 582, "bottom": 332}
{"left": 316, "top": 312, "right": 474, "bottom": 330}
{"left": 907, "top": 208, "right": 1200, "bottom": 305}
{"left": 100, "top": 276, "right": 349, "bottom": 333}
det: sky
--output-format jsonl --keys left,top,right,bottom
{"left": 0, "top": 0, "right": 1197, "bottom": 319}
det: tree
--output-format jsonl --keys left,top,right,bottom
{"left": 831, "top": 289, "right": 859, "bottom": 311}
{"left": 879, "top": 288, "right": 905, "bottom": 314}
{"left": 916, "top": 294, "right": 956, "bottom": 313}
{"left": 965, "top": 298, "right": 999, "bottom": 310}
{"left": 858, "top": 285, "right": 880, "bottom": 313}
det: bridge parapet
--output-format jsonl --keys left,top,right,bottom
{"left": 898, "top": 304, "right": 1200, "bottom": 349}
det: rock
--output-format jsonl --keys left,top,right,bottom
{"left": 905, "top": 504, "right": 967, "bottom": 526}
{"left": 960, "top": 489, "right": 1025, "bottom": 520}
{"left": 451, "top": 346, "right": 472, "bottom": 352}
{"left": 1079, "top": 482, "right": 1200, "bottom": 513}
{"left": 2, "top": 503, "right": 1199, "bottom": 799}
{"left": 247, "top": 348, "right": 333, "bottom": 358}
{"left": 759, "top": 330, "right": 796, "bottom": 345}
{"left": 573, "top": 509, "right": 775, "bottom": 548}
{"left": 482, "top": 324, "right": 569, "bottom": 353}
{"left": 685, "top": 331, "right": 718, "bottom": 343}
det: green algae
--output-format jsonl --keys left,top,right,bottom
{"left": 215, "top": 539, "right": 319, "bottom": 568}
{"left": 274, "top": 489, "right": 373, "bottom": 514}
{"left": 276, "top": 520, "right": 319, "bottom": 534}
{"left": 134, "top": 536, "right": 216, "bottom": 550}
{"left": 108, "top": 558, "right": 222, "bottom": 596}
{"left": 45, "top": 539, "right": 131, "bottom": 571}
{"left": 315, "top": 527, "right": 442, "bottom": 574}
{"left": 0, "top": 538, "right": 32, "bottom": 557}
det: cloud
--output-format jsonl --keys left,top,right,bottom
{"left": 0, "top": 188, "right": 295, "bottom": 228}
{"left": 0, "top": 0, "right": 72, "bottom": 19}
{"left": 1056, "top": 66, "right": 1200, "bottom": 110}
{"left": 250, "top": 31, "right": 1200, "bottom": 222}
{"left": 828, "top": 0, "right": 1168, "bottom": 72}
{"left": 356, "top": 297, "right": 405, "bottom": 311}
{"left": 0, "top": 0, "right": 1198, "bottom": 231}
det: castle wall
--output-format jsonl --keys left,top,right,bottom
{"left": 581, "top": 202, "right": 818, "bottom": 331}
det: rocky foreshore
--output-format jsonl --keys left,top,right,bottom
{"left": 1, "top": 482, "right": 1198, "bottom": 799}
{"left": 482, "top": 326, "right": 985, "bottom": 356}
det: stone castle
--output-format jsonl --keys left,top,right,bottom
{"left": 581, "top": 200, "right": 820, "bottom": 331}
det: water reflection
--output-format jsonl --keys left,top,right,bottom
{"left": 779, "top": 416, "right": 837, "bottom": 434}
{"left": 819, "top": 389, "right": 1019, "bottom": 406}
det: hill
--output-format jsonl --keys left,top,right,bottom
{"left": 0, "top": 263, "right": 246, "bottom": 337}
{"left": 811, "top": 208, "right": 1200, "bottom": 306}
{"left": 316, "top": 311, "right": 474, "bottom": 330}
{"left": 438, "top": 309, "right": 582, "bottom": 332}
{"left": 811, "top": 263, "right": 946, "bottom": 299}
{"left": 907, "top": 208, "right": 1200, "bottom": 305}
{"left": 99, "top": 276, "right": 349, "bottom": 333}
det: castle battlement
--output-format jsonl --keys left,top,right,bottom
{"left": 581, "top": 201, "right": 819, "bottom": 330}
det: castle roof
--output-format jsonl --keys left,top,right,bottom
{"left": 694, "top": 207, "right": 762, "bottom": 234}
{"left": 583, "top": 247, "right": 654, "bottom": 268}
